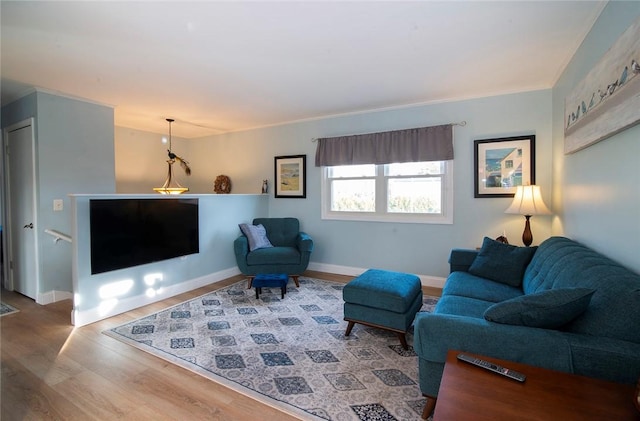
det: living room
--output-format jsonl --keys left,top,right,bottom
{"left": 1, "top": 1, "right": 639, "bottom": 419}
{"left": 2, "top": 1, "right": 638, "bottom": 308}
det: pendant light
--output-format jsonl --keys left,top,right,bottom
{"left": 153, "top": 118, "right": 191, "bottom": 195}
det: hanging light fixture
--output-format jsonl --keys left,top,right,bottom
{"left": 153, "top": 118, "right": 192, "bottom": 195}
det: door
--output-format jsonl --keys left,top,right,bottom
{"left": 5, "top": 120, "right": 38, "bottom": 299}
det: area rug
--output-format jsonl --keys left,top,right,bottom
{"left": 0, "top": 301, "right": 19, "bottom": 317}
{"left": 105, "top": 277, "right": 438, "bottom": 421}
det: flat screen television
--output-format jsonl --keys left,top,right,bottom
{"left": 89, "top": 198, "right": 199, "bottom": 275}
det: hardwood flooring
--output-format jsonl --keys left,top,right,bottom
{"left": 1, "top": 271, "right": 440, "bottom": 420}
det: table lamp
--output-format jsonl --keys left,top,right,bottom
{"left": 505, "top": 185, "right": 551, "bottom": 247}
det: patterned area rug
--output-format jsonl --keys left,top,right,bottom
{"left": 0, "top": 301, "right": 19, "bottom": 317}
{"left": 105, "top": 277, "right": 438, "bottom": 421}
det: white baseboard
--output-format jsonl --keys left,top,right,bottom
{"left": 37, "top": 290, "right": 73, "bottom": 305}
{"left": 307, "top": 262, "right": 446, "bottom": 289}
{"left": 71, "top": 264, "right": 444, "bottom": 327}
{"left": 72, "top": 267, "right": 242, "bottom": 327}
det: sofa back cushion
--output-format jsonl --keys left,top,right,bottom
{"left": 468, "top": 237, "right": 536, "bottom": 287}
{"left": 523, "top": 237, "right": 640, "bottom": 344}
{"left": 253, "top": 217, "right": 299, "bottom": 247}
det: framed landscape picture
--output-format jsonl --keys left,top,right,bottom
{"left": 274, "top": 154, "right": 306, "bottom": 198}
{"left": 474, "top": 135, "right": 535, "bottom": 198}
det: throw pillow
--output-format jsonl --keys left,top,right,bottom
{"left": 484, "top": 288, "right": 595, "bottom": 328}
{"left": 468, "top": 237, "right": 537, "bottom": 287}
{"left": 239, "top": 223, "right": 273, "bottom": 251}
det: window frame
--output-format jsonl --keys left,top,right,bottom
{"left": 321, "top": 160, "right": 454, "bottom": 224}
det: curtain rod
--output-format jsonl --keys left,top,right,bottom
{"left": 311, "top": 121, "right": 466, "bottom": 142}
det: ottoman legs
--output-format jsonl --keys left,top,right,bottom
{"left": 397, "top": 332, "right": 409, "bottom": 350}
{"left": 345, "top": 320, "right": 356, "bottom": 336}
{"left": 255, "top": 286, "right": 286, "bottom": 299}
{"left": 344, "top": 318, "right": 410, "bottom": 350}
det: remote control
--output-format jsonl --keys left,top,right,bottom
{"left": 457, "top": 353, "right": 526, "bottom": 382}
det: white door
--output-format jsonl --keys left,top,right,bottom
{"left": 5, "top": 120, "right": 39, "bottom": 300}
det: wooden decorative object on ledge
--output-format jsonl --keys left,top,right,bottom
{"left": 214, "top": 175, "right": 231, "bottom": 194}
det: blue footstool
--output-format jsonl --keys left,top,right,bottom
{"left": 343, "top": 269, "right": 423, "bottom": 350}
{"left": 253, "top": 273, "right": 289, "bottom": 299}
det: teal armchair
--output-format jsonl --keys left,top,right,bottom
{"left": 234, "top": 217, "right": 314, "bottom": 287}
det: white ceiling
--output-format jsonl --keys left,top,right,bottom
{"left": 1, "top": 1, "right": 605, "bottom": 139}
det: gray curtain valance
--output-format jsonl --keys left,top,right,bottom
{"left": 314, "top": 124, "right": 453, "bottom": 167}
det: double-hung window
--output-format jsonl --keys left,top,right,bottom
{"left": 321, "top": 160, "right": 453, "bottom": 224}
{"left": 316, "top": 124, "right": 455, "bottom": 224}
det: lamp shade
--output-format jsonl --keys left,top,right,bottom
{"left": 505, "top": 185, "right": 551, "bottom": 216}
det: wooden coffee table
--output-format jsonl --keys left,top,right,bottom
{"left": 433, "top": 350, "right": 639, "bottom": 420}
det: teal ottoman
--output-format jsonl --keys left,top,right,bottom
{"left": 343, "top": 269, "right": 423, "bottom": 349}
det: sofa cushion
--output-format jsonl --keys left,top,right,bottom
{"left": 246, "top": 246, "right": 300, "bottom": 265}
{"left": 469, "top": 237, "right": 536, "bottom": 287}
{"left": 434, "top": 295, "right": 495, "bottom": 319}
{"left": 483, "top": 287, "right": 595, "bottom": 328}
{"left": 342, "top": 269, "right": 422, "bottom": 313}
{"left": 239, "top": 223, "right": 273, "bottom": 251}
{"left": 443, "top": 271, "right": 523, "bottom": 303}
{"left": 253, "top": 217, "right": 299, "bottom": 247}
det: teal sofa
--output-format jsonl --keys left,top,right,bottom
{"left": 234, "top": 217, "right": 313, "bottom": 285}
{"left": 414, "top": 236, "right": 640, "bottom": 418}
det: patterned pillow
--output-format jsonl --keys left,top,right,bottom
{"left": 469, "top": 237, "right": 537, "bottom": 287}
{"left": 484, "top": 288, "right": 595, "bottom": 328}
{"left": 239, "top": 223, "right": 273, "bottom": 251}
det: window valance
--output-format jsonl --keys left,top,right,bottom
{"left": 314, "top": 124, "right": 453, "bottom": 167}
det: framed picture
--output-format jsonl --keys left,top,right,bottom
{"left": 474, "top": 135, "right": 535, "bottom": 198}
{"left": 274, "top": 155, "right": 306, "bottom": 198}
{"left": 564, "top": 17, "right": 640, "bottom": 154}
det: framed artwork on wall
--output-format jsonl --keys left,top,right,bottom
{"left": 274, "top": 154, "right": 306, "bottom": 198}
{"left": 474, "top": 135, "right": 535, "bottom": 198}
{"left": 564, "top": 16, "right": 640, "bottom": 154}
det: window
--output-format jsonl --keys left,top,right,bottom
{"left": 321, "top": 161, "right": 453, "bottom": 224}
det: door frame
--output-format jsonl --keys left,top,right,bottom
{"left": 2, "top": 118, "right": 40, "bottom": 295}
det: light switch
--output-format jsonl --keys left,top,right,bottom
{"left": 53, "top": 199, "right": 63, "bottom": 211}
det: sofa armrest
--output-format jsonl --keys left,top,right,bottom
{"left": 413, "top": 312, "right": 573, "bottom": 372}
{"left": 448, "top": 248, "right": 479, "bottom": 273}
{"left": 297, "top": 232, "right": 314, "bottom": 253}
{"left": 566, "top": 334, "right": 640, "bottom": 384}
{"left": 234, "top": 235, "right": 249, "bottom": 258}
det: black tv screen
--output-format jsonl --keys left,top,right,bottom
{"left": 90, "top": 198, "right": 199, "bottom": 275}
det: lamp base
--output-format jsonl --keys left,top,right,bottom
{"left": 522, "top": 215, "right": 533, "bottom": 247}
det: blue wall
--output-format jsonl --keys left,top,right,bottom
{"left": 182, "top": 90, "right": 553, "bottom": 280}
{"left": 552, "top": 2, "right": 640, "bottom": 273}
{"left": 71, "top": 194, "right": 267, "bottom": 326}
{"left": 2, "top": 91, "right": 115, "bottom": 300}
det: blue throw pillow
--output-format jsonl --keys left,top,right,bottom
{"left": 468, "top": 237, "right": 537, "bottom": 287}
{"left": 484, "top": 288, "right": 595, "bottom": 328}
{"left": 239, "top": 223, "right": 273, "bottom": 251}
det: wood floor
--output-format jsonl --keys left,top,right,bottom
{"left": 1, "top": 271, "right": 440, "bottom": 420}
